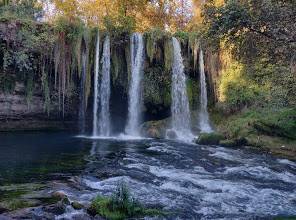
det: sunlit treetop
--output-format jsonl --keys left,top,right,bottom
{"left": 48, "top": 0, "right": 197, "bottom": 32}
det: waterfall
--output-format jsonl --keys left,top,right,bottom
{"left": 170, "top": 37, "right": 193, "bottom": 141}
{"left": 125, "top": 33, "right": 144, "bottom": 136}
{"left": 92, "top": 31, "right": 100, "bottom": 137}
{"left": 199, "top": 49, "right": 212, "bottom": 133}
{"left": 98, "top": 36, "right": 111, "bottom": 136}
{"left": 78, "top": 50, "right": 87, "bottom": 134}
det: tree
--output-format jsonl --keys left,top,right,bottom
{"left": 1, "top": 0, "right": 9, "bottom": 6}
{"left": 203, "top": 0, "right": 296, "bottom": 64}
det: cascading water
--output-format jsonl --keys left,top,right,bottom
{"left": 98, "top": 36, "right": 111, "bottom": 136}
{"left": 78, "top": 50, "right": 87, "bottom": 134}
{"left": 125, "top": 33, "right": 144, "bottom": 137}
{"left": 92, "top": 31, "right": 100, "bottom": 137}
{"left": 170, "top": 37, "right": 193, "bottom": 141}
{"left": 198, "top": 49, "right": 212, "bottom": 133}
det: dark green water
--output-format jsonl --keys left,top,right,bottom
{"left": 0, "top": 132, "right": 89, "bottom": 184}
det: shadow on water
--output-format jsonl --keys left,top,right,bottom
{"left": 0, "top": 131, "right": 91, "bottom": 184}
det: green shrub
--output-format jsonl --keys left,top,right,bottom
{"left": 89, "top": 184, "right": 163, "bottom": 220}
{"left": 219, "top": 62, "right": 265, "bottom": 111}
{"left": 103, "top": 15, "right": 136, "bottom": 37}
{"left": 196, "top": 132, "right": 225, "bottom": 145}
{"left": 215, "top": 107, "right": 296, "bottom": 140}
{"left": 247, "top": 61, "right": 296, "bottom": 108}
{"left": 174, "top": 31, "right": 189, "bottom": 44}
{"left": 0, "top": 0, "right": 42, "bottom": 21}
{"left": 54, "top": 16, "right": 84, "bottom": 42}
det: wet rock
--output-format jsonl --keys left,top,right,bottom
{"left": 220, "top": 137, "right": 248, "bottom": 147}
{"left": 51, "top": 191, "right": 70, "bottom": 208}
{"left": 220, "top": 139, "right": 236, "bottom": 147}
{"left": 52, "top": 191, "right": 67, "bottom": 200}
{"left": 71, "top": 201, "right": 84, "bottom": 210}
{"left": 0, "top": 206, "right": 55, "bottom": 220}
{"left": 71, "top": 213, "right": 93, "bottom": 220}
{"left": 61, "top": 197, "right": 70, "bottom": 206}
{"left": 196, "top": 132, "right": 225, "bottom": 145}
{"left": 87, "top": 205, "right": 97, "bottom": 217}
{"left": 0, "top": 199, "right": 40, "bottom": 211}
{"left": 0, "top": 205, "right": 8, "bottom": 214}
{"left": 42, "top": 203, "right": 65, "bottom": 215}
{"left": 166, "top": 129, "right": 177, "bottom": 139}
{"left": 141, "top": 118, "right": 170, "bottom": 138}
{"left": 0, "top": 208, "right": 35, "bottom": 219}
{"left": 235, "top": 137, "right": 248, "bottom": 146}
{"left": 94, "top": 214, "right": 105, "bottom": 220}
{"left": 0, "top": 215, "right": 10, "bottom": 220}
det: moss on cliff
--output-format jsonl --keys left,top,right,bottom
{"left": 144, "top": 29, "right": 170, "bottom": 64}
{"left": 143, "top": 66, "right": 171, "bottom": 112}
{"left": 164, "top": 39, "right": 173, "bottom": 71}
{"left": 186, "top": 78, "right": 199, "bottom": 110}
{"left": 111, "top": 36, "right": 129, "bottom": 95}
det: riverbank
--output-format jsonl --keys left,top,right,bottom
{"left": 210, "top": 107, "right": 296, "bottom": 160}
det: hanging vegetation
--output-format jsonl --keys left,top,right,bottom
{"left": 53, "top": 16, "right": 85, "bottom": 116}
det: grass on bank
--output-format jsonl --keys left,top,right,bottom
{"left": 88, "top": 184, "right": 164, "bottom": 220}
{"left": 212, "top": 107, "right": 296, "bottom": 140}
{"left": 210, "top": 107, "right": 296, "bottom": 158}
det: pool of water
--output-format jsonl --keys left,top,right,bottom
{"left": 0, "top": 132, "right": 89, "bottom": 184}
{"left": 0, "top": 132, "right": 296, "bottom": 219}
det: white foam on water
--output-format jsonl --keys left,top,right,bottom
{"left": 209, "top": 151, "right": 238, "bottom": 161}
{"left": 222, "top": 165, "right": 296, "bottom": 184}
{"left": 146, "top": 144, "right": 183, "bottom": 158}
{"left": 160, "top": 181, "right": 202, "bottom": 195}
{"left": 125, "top": 163, "right": 148, "bottom": 170}
{"left": 77, "top": 135, "right": 118, "bottom": 139}
{"left": 75, "top": 134, "right": 151, "bottom": 141}
{"left": 193, "top": 166, "right": 210, "bottom": 174}
{"left": 69, "top": 140, "right": 296, "bottom": 218}
{"left": 82, "top": 176, "right": 180, "bottom": 209}
{"left": 83, "top": 176, "right": 131, "bottom": 191}
{"left": 117, "top": 133, "right": 150, "bottom": 140}
{"left": 149, "top": 165, "right": 210, "bottom": 187}
{"left": 55, "top": 206, "right": 86, "bottom": 220}
{"left": 277, "top": 159, "right": 296, "bottom": 167}
{"left": 199, "top": 182, "right": 296, "bottom": 216}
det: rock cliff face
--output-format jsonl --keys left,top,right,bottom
{"left": 0, "top": 82, "right": 77, "bottom": 131}
{"left": 204, "top": 48, "right": 233, "bottom": 107}
{"left": 0, "top": 22, "right": 216, "bottom": 132}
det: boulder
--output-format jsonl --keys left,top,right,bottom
{"left": 196, "top": 132, "right": 225, "bottom": 145}
{"left": 71, "top": 201, "right": 84, "bottom": 210}
{"left": 220, "top": 137, "right": 248, "bottom": 147}
{"left": 166, "top": 129, "right": 177, "bottom": 139}
{"left": 141, "top": 118, "right": 170, "bottom": 139}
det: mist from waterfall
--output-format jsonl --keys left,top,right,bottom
{"left": 98, "top": 36, "right": 111, "bottom": 136}
{"left": 92, "top": 31, "right": 100, "bottom": 137}
{"left": 170, "top": 37, "right": 193, "bottom": 141}
{"left": 199, "top": 49, "right": 212, "bottom": 133}
{"left": 78, "top": 50, "right": 87, "bottom": 134}
{"left": 125, "top": 33, "right": 144, "bottom": 137}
